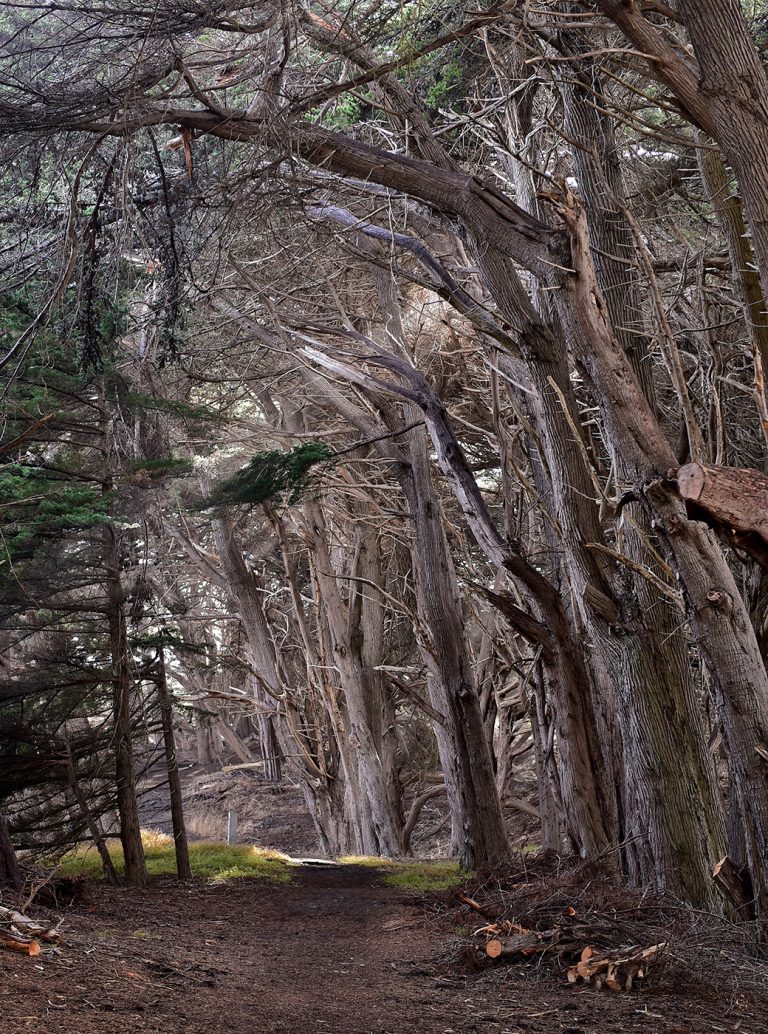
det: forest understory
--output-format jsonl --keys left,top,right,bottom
{"left": 3, "top": 859, "right": 768, "bottom": 1034}
{"left": 7, "top": 0, "right": 768, "bottom": 1029}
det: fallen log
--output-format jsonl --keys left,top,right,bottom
{"left": 0, "top": 928, "right": 41, "bottom": 956}
{"left": 0, "top": 904, "right": 60, "bottom": 942}
{"left": 485, "top": 931, "right": 547, "bottom": 958}
{"left": 0, "top": 903, "right": 61, "bottom": 957}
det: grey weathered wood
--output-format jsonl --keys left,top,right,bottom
{"left": 0, "top": 808, "right": 22, "bottom": 892}
{"left": 227, "top": 810, "right": 238, "bottom": 846}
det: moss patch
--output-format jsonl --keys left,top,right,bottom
{"left": 60, "top": 831, "right": 293, "bottom": 883}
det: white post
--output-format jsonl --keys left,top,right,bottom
{"left": 227, "top": 810, "right": 237, "bottom": 846}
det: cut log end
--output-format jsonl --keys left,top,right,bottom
{"left": 677, "top": 462, "right": 706, "bottom": 502}
{"left": 0, "top": 904, "right": 61, "bottom": 956}
{"left": 566, "top": 943, "right": 665, "bottom": 991}
{"left": 0, "top": 931, "right": 42, "bottom": 956}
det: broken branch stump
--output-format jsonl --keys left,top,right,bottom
{"left": 712, "top": 856, "right": 755, "bottom": 918}
{"left": 678, "top": 462, "right": 768, "bottom": 566}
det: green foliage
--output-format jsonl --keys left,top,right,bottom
{"left": 120, "top": 390, "right": 224, "bottom": 424}
{"left": 325, "top": 93, "right": 363, "bottom": 129}
{"left": 425, "top": 58, "right": 463, "bottom": 111}
{"left": 205, "top": 442, "right": 334, "bottom": 508}
{"left": 129, "top": 626, "right": 207, "bottom": 656}
{"left": 127, "top": 457, "right": 193, "bottom": 482}
{"left": 60, "top": 833, "right": 294, "bottom": 882}
{"left": 0, "top": 465, "right": 109, "bottom": 558}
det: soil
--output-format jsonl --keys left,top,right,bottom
{"left": 2, "top": 864, "right": 766, "bottom": 1034}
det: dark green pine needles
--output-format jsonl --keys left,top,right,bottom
{"left": 206, "top": 442, "right": 334, "bottom": 507}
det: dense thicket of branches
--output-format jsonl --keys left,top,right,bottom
{"left": 2, "top": 1, "right": 768, "bottom": 929}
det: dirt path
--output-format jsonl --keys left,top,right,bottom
{"left": 1, "top": 866, "right": 764, "bottom": 1034}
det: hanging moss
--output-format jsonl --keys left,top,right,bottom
{"left": 205, "top": 442, "right": 334, "bottom": 508}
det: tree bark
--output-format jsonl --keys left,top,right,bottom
{"left": 593, "top": 0, "right": 768, "bottom": 333}
{"left": 103, "top": 522, "right": 148, "bottom": 888}
{"left": 557, "top": 60, "right": 726, "bottom": 905}
{"left": 0, "top": 808, "right": 22, "bottom": 892}
{"left": 65, "top": 747, "right": 119, "bottom": 885}
{"left": 369, "top": 270, "right": 511, "bottom": 867}
{"left": 550, "top": 201, "right": 768, "bottom": 916}
{"left": 210, "top": 512, "right": 368, "bottom": 854}
{"left": 696, "top": 136, "right": 768, "bottom": 447}
{"left": 304, "top": 502, "right": 405, "bottom": 856}
{"left": 401, "top": 420, "right": 510, "bottom": 868}
{"left": 97, "top": 378, "right": 147, "bottom": 888}
{"left": 156, "top": 645, "right": 192, "bottom": 880}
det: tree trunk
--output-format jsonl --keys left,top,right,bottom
{"left": 252, "top": 678, "right": 282, "bottom": 782}
{"left": 156, "top": 645, "right": 192, "bottom": 880}
{"left": 103, "top": 523, "right": 147, "bottom": 888}
{"left": 211, "top": 512, "right": 363, "bottom": 855}
{"left": 549, "top": 201, "right": 768, "bottom": 917}
{"left": 65, "top": 747, "right": 119, "bottom": 885}
{"left": 529, "top": 668, "right": 563, "bottom": 852}
{"left": 365, "top": 270, "right": 510, "bottom": 867}
{"left": 97, "top": 379, "right": 147, "bottom": 889}
{"left": 557, "top": 62, "right": 727, "bottom": 905}
{"left": 0, "top": 808, "right": 22, "bottom": 892}
{"left": 195, "top": 720, "right": 216, "bottom": 766}
{"left": 305, "top": 502, "right": 405, "bottom": 856}
{"left": 353, "top": 516, "right": 405, "bottom": 837}
{"left": 696, "top": 135, "right": 768, "bottom": 446}
{"left": 401, "top": 421, "right": 510, "bottom": 868}
{"left": 674, "top": 1, "right": 768, "bottom": 313}
{"left": 266, "top": 503, "right": 366, "bottom": 854}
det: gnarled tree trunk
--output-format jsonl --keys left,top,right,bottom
{"left": 0, "top": 808, "right": 22, "bottom": 892}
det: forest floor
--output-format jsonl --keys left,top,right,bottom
{"left": 2, "top": 861, "right": 767, "bottom": 1034}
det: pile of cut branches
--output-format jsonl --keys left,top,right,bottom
{"left": 458, "top": 889, "right": 667, "bottom": 992}
{"left": 0, "top": 903, "right": 62, "bottom": 956}
{"left": 448, "top": 856, "right": 768, "bottom": 999}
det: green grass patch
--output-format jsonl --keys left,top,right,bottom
{"left": 59, "top": 831, "right": 293, "bottom": 883}
{"left": 338, "top": 856, "right": 469, "bottom": 891}
{"left": 380, "top": 860, "right": 468, "bottom": 891}
{"left": 337, "top": 854, "right": 391, "bottom": 867}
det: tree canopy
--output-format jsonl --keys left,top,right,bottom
{"left": 3, "top": 0, "right": 768, "bottom": 932}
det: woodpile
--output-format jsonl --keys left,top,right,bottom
{"left": 458, "top": 891, "right": 668, "bottom": 992}
{"left": 0, "top": 904, "right": 61, "bottom": 957}
{"left": 566, "top": 944, "right": 666, "bottom": 992}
